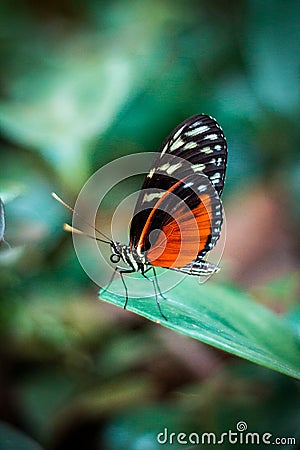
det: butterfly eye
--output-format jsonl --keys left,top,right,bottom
{"left": 110, "top": 253, "right": 120, "bottom": 264}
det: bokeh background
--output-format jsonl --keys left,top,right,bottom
{"left": 0, "top": 1, "right": 299, "bottom": 449}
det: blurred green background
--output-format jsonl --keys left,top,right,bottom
{"left": 0, "top": 0, "right": 299, "bottom": 449}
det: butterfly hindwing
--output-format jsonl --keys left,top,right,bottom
{"left": 133, "top": 173, "right": 222, "bottom": 269}
{"left": 171, "top": 255, "right": 220, "bottom": 276}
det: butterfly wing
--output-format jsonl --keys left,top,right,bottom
{"left": 143, "top": 113, "right": 227, "bottom": 195}
{"left": 130, "top": 114, "right": 227, "bottom": 252}
{"left": 134, "top": 172, "right": 222, "bottom": 269}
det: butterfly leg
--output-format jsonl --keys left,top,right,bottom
{"left": 143, "top": 267, "right": 167, "bottom": 301}
{"left": 101, "top": 266, "right": 134, "bottom": 310}
{"left": 144, "top": 267, "right": 167, "bottom": 300}
{"left": 142, "top": 272, "right": 168, "bottom": 321}
{"left": 151, "top": 266, "right": 168, "bottom": 301}
{"left": 117, "top": 267, "right": 135, "bottom": 310}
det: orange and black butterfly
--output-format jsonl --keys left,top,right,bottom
{"left": 54, "top": 114, "right": 227, "bottom": 319}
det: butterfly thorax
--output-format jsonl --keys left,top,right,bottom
{"left": 110, "top": 242, "right": 148, "bottom": 273}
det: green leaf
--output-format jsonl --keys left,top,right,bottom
{"left": 99, "top": 277, "right": 300, "bottom": 380}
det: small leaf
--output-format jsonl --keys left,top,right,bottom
{"left": 99, "top": 277, "right": 300, "bottom": 380}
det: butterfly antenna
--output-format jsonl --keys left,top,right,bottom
{"left": 63, "top": 223, "right": 110, "bottom": 244}
{"left": 52, "top": 192, "right": 112, "bottom": 245}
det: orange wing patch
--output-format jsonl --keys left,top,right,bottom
{"left": 147, "top": 193, "right": 213, "bottom": 268}
{"left": 137, "top": 179, "right": 184, "bottom": 254}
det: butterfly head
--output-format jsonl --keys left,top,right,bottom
{"left": 110, "top": 242, "right": 122, "bottom": 264}
{"left": 109, "top": 241, "right": 147, "bottom": 273}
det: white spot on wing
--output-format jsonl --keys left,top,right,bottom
{"left": 185, "top": 125, "right": 209, "bottom": 136}
{"left": 201, "top": 146, "right": 213, "bottom": 154}
{"left": 142, "top": 192, "right": 164, "bottom": 203}
{"left": 210, "top": 172, "right": 220, "bottom": 180}
{"left": 172, "top": 125, "right": 185, "bottom": 141}
{"left": 159, "top": 126, "right": 185, "bottom": 157}
{"left": 189, "top": 120, "right": 202, "bottom": 128}
{"left": 191, "top": 163, "right": 206, "bottom": 172}
{"left": 170, "top": 138, "right": 185, "bottom": 151}
{"left": 160, "top": 126, "right": 186, "bottom": 158}
{"left": 157, "top": 161, "right": 183, "bottom": 175}
{"left": 183, "top": 141, "right": 198, "bottom": 150}
{"left": 166, "top": 162, "right": 182, "bottom": 174}
{"left": 158, "top": 162, "right": 170, "bottom": 172}
{"left": 205, "top": 134, "right": 218, "bottom": 140}
{"left": 160, "top": 144, "right": 168, "bottom": 157}
{"left": 148, "top": 168, "right": 155, "bottom": 178}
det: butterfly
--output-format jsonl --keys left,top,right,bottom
{"left": 53, "top": 114, "right": 227, "bottom": 320}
